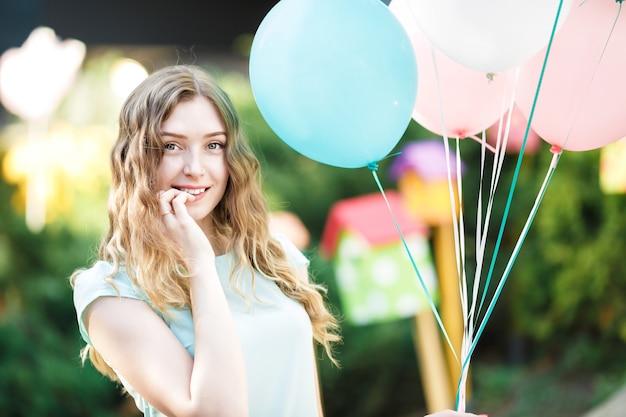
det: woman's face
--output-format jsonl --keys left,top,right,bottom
{"left": 156, "top": 95, "right": 230, "bottom": 228}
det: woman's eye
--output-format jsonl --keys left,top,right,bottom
{"left": 207, "top": 142, "right": 224, "bottom": 151}
{"left": 164, "top": 143, "right": 178, "bottom": 151}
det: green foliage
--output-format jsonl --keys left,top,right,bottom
{"left": 0, "top": 166, "right": 124, "bottom": 416}
{"left": 432, "top": 141, "right": 626, "bottom": 361}
{"left": 505, "top": 149, "right": 626, "bottom": 348}
{"left": 0, "top": 315, "right": 123, "bottom": 417}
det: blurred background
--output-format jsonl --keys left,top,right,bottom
{"left": 1, "top": 1, "right": 626, "bottom": 416}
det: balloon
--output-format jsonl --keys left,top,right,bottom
{"left": 249, "top": 0, "right": 417, "bottom": 169}
{"left": 405, "top": 0, "right": 573, "bottom": 73}
{"left": 390, "top": 0, "right": 514, "bottom": 138}
{"left": 515, "top": 0, "right": 626, "bottom": 151}
{"left": 486, "top": 105, "right": 541, "bottom": 155}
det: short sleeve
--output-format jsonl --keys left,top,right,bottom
{"left": 73, "top": 261, "right": 144, "bottom": 345}
{"left": 273, "top": 234, "right": 310, "bottom": 270}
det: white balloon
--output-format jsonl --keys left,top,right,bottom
{"left": 404, "top": 0, "right": 574, "bottom": 73}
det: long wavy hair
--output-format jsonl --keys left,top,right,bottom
{"left": 71, "top": 65, "right": 340, "bottom": 381}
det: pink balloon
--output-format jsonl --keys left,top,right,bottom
{"left": 515, "top": 0, "right": 626, "bottom": 151}
{"left": 390, "top": 0, "right": 515, "bottom": 139}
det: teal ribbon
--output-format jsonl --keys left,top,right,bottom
{"left": 368, "top": 162, "right": 460, "bottom": 365}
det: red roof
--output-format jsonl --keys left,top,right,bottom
{"left": 320, "top": 191, "right": 428, "bottom": 258}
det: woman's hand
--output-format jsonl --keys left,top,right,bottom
{"left": 159, "top": 189, "right": 214, "bottom": 260}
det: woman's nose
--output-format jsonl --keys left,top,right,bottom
{"left": 182, "top": 149, "right": 203, "bottom": 176}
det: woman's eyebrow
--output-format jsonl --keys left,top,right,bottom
{"left": 161, "top": 131, "right": 227, "bottom": 138}
{"left": 161, "top": 131, "right": 185, "bottom": 138}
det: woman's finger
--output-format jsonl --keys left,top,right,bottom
{"left": 170, "top": 192, "right": 195, "bottom": 217}
{"left": 158, "top": 189, "right": 195, "bottom": 217}
{"left": 158, "top": 189, "right": 176, "bottom": 214}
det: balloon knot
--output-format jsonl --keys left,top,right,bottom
{"left": 550, "top": 145, "right": 562, "bottom": 155}
{"left": 367, "top": 162, "right": 379, "bottom": 171}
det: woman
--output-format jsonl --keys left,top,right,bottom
{"left": 71, "top": 65, "right": 484, "bottom": 417}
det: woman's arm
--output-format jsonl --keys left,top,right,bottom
{"left": 84, "top": 190, "right": 248, "bottom": 417}
{"left": 313, "top": 346, "right": 324, "bottom": 417}
{"left": 84, "top": 261, "right": 248, "bottom": 417}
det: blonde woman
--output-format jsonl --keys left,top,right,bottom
{"left": 71, "top": 65, "right": 484, "bottom": 417}
{"left": 71, "top": 66, "right": 339, "bottom": 417}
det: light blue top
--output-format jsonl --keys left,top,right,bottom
{"left": 73, "top": 235, "right": 318, "bottom": 417}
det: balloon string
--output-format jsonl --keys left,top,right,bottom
{"left": 444, "top": 138, "right": 469, "bottom": 366}
{"left": 467, "top": 134, "right": 497, "bottom": 154}
{"left": 561, "top": 0, "right": 622, "bottom": 150}
{"left": 442, "top": 137, "right": 466, "bottom": 309}
{"left": 463, "top": 77, "right": 517, "bottom": 412}
{"left": 475, "top": 0, "right": 564, "bottom": 329}
{"left": 368, "top": 164, "right": 460, "bottom": 365}
{"left": 454, "top": 0, "right": 567, "bottom": 410}
{"left": 455, "top": 147, "right": 563, "bottom": 409}
{"left": 465, "top": 130, "right": 488, "bottom": 376}
{"left": 475, "top": 69, "right": 520, "bottom": 320}
{"left": 430, "top": 38, "right": 466, "bottom": 327}
{"left": 441, "top": 136, "right": 467, "bottom": 389}
{"left": 456, "top": 0, "right": 563, "bottom": 409}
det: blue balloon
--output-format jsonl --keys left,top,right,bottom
{"left": 249, "top": 0, "right": 418, "bottom": 169}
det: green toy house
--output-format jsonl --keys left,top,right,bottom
{"left": 320, "top": 191, "right": 438, "bottom": 325}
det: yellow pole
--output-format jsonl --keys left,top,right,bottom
{"left": 433, "top": 222, "right": 468, "bottom": 403}
{"left": 412, "top": 309, "right": 454, "bottom": 412}
{"left": 397, "top": 173, "right": 468, "bottom": 408}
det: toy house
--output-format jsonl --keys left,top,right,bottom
{"left": 388, "top": 139, "right": 464, "bottom": 226}
{"left": 320, "top": 191, "right": 438, "bottom": 325}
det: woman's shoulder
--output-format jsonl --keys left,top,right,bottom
{"left": 74, "top": 260, "right": 118, "bottom": 279}
{"left": 72, "top": 261, "right": 148, "bottom": 346}
{"left": 73, "top": 261, "right": 144, "bottom": 309}
{"left": 74, "top": 260, "right": 130, "bottom": 288}
{"left": 272, "top": 233, "right": 309, "bottom": 268}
